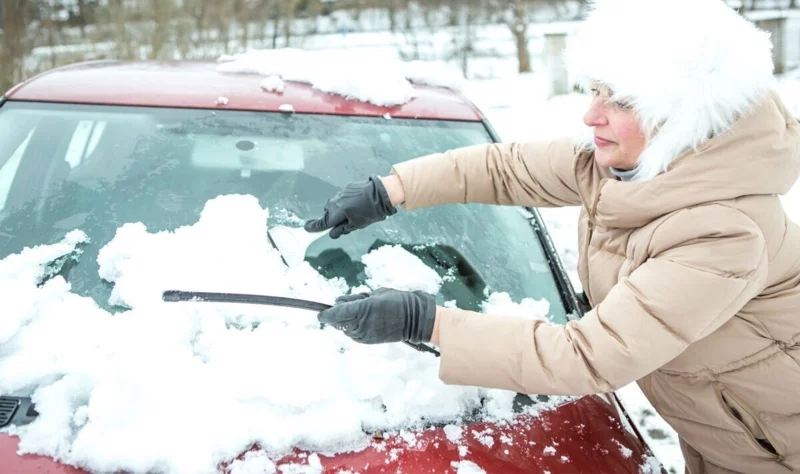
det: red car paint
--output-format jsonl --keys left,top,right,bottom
{"left": 4, "top": 61, "right": 484, "bottom": 122}
{"left": 0, "top": 61, "right": 665, "bottom": 473}
{"left": 1, "top": 395, "right": 662, "bottom": 473}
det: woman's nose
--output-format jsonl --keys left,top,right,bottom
{"left": 583, "top": 98, "right": 608, "bottom": 128}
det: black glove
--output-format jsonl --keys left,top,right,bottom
{"left": 318, "top": 288, "right": 436, "bottom": 344}
{"left": 304, "top": 176, "right": 397, "bottom": 239}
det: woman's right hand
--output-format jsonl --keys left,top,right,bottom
{"left": 304, "top": 175, "right": 403, "bottom": 239}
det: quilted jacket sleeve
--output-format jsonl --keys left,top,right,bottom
{"left": 435, "top": 205, "right": 769, "bottom": 394}
{"left": 389, "top": 138, "right": 582, "bottom": 210}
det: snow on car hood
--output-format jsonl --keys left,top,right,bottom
{"left": 0, "top": 194, "right": 552, "bottom": 474}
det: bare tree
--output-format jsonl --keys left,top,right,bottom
{"left": 174, "top": 15, "right": 194, "bottom": 59}
{"left": 107, "top": 0, "right": 135, "bottom": 59}
{"left": 488, "top": 0, "right": 531, "bottom": 73}
{"left": 76, "top": 0, "right": 88, "bottom": 38}
{"left": 384, "top": 0, "right": 399, "bottom": 33}
{"left": 457, "top": 2, "right": 476, "bottom": 77}
{"left": 282, "top": 0, "right": 301, "bottom": 45}
{"left": 306, "top": 0, "right": 323, "bottom": 35}
{"left": 207, "top": 2, "right": 233, "bottom": 54}
{"left": 255, "top": 0, "right": 285, "bottom": 48}
{"left": 186, "top": 0, "right": 209, "bottom": 42}
{"left": 271, "top": 0, "right": 281, "bottom": 48}
{"left": 509, "top": 0, "right": 531, "bottom": 72}
{"left": 0, "top": 0, "right": 31, "bottom": 94}
{"left": 421, "top": 0, "right": 444, "bottom": 29}
{"left": 150, "top": 0, "right": 175, "bottom": 59}
{"left": 351, "top": 0, "right": 364, "bottom": 22}
{"left": 403, "top": 0, "right": 413, "bottom": 30}
{"left": 234, "top": 0, "right": 250, "bottom": 49}
{"left": 41, "top": 3, "right": 60, "bottom": 69}
{"left": 449, "top": 0, "right": 459, "bottom": 26}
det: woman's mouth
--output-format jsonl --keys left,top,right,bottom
{"left": 594, "top": 136, "right": 615, "bottom": 147}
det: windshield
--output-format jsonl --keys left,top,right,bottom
{"left": 0, "top": 101, "right": 568, "bottom": 322}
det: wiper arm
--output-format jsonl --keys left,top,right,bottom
{"left": 162, "top": 290, "right": 440, "bottom": 357}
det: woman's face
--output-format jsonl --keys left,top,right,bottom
{"left": 582, "top": 84, "right": 647, "bottom": 170}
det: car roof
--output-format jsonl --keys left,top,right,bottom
{"left": 5, "top": 60, "right": 485, "bottom": 122}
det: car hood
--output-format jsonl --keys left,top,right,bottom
{"left": 0, "top": 394, "right": 662, "bottom": 474}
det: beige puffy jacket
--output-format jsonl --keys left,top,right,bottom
{"left": 390, "top": 91, "right": 800, "bottom": 473}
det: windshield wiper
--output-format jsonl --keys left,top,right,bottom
{"left": 162, "top": 290, "right": 440, "bottom": 357}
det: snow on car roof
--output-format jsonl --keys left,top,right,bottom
{"left": 5, "top": 58, "right": 484, "bottom": 121}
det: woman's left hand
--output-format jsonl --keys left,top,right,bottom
{"left": 318, "top": 288, "right": 437, "bottom": 344}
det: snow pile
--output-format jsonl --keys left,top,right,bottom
{"left": 471, "top": 428, "right": 495, "bottom": 448}
{"left": 451, "top": 460, "right": 487, "bottom": 474}
{"left": 362, "top": 245, "right": 443, "bottom": 294}
{"left": 0, "top": 194, "right": 556, "bottom": 474}
{"left": 443, "top": 424, "right": 463, "bottom": 443}
{"left": 260, "top": 75, "right": 285, "bottom": 94}
{"left": 613, "top": 439, "right": 633, "bottom": 458}
{"left": 217, "top": 48, "right": 465, "bottom": 107}
{"left": 229, "top": 451, "right": 276, "bottom": 474}
{"left": 229, "top": 452, "right": 322, "bottom": 474}
{"left": 0, "top": 229, "right": 87, "bottom": 344}
{"left": 95, "top": 194, "right": 331, "bottom": 309}
{"left": 640, "top": 455, "right": 665, "bottom": 474}
{"left": 272, "top": 454, "right": 322, "bottom": 474}
{"left": 482, "top": 388, "right": 520, "bottom": 420}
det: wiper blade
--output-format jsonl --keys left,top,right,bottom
{"left": 163, "top": 290, "right": 330, "bottom": 311}
{"left": 162, "top": 290, "right": 440, "bottom": 357}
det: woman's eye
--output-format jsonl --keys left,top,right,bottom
{"left": 614, "top": 100, "right": 633, "bottom": 110}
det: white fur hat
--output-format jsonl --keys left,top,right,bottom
{"left": 567, "top": 0, "right": 775, "bottom": 181}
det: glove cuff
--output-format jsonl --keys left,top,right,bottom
{"left": 369, "top": 175, "right": 398, "bottom": 217}
{"left": 408, "top": 292, "right": 437, "bottom": 344}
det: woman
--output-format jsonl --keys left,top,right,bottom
{"left": 305, "top": 1, "right": 800, "bottom": 472}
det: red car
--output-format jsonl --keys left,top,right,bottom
{"left": 0, "top": 61, "right": 666, "bottom": 474}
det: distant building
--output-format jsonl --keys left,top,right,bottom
{"left": 743, "top": 10, "right": 800, "bottom": 73}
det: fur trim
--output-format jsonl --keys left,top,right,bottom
{"left": 567, "top": 0, "right": 775, "bottom": 181}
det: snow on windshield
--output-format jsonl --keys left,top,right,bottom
{"left": 0, "top": 195, "right": 557, "bottom": 474}
{"left": 361, "top": 244, "right": 443, "bottom": 294}
{"left": 0, "top": 229, "right": 88, "bottom": 345}
{"left": 216, "top": 48, "right": 464, "bottom": 107}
